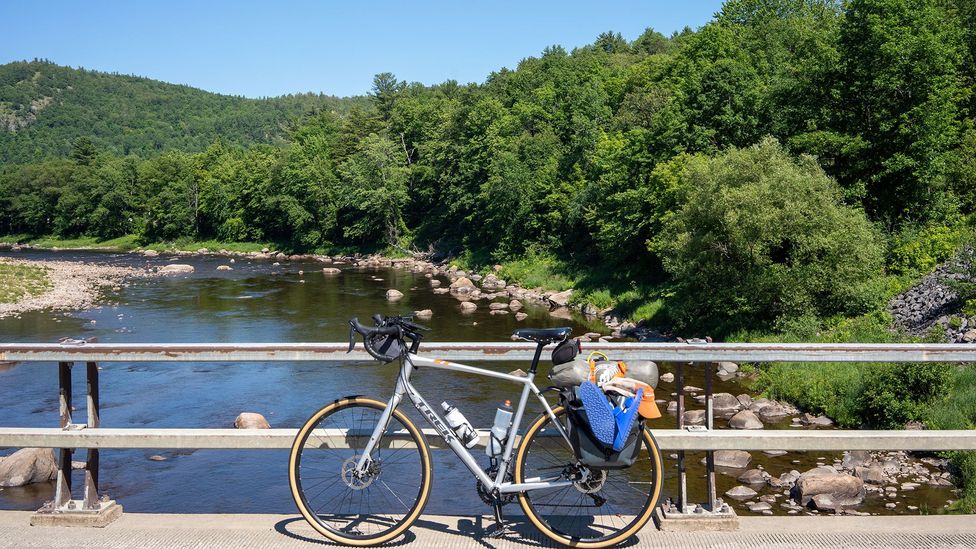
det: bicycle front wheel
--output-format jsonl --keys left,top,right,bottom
{"left": 288, "top": 397, "right": 432, "bottom": 546}
{"left": 514, "top": 405, "right": 663, "bottom": 548}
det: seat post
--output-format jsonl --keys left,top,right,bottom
{"left": 527, "top": 342, "right": 545, "bottom": 374}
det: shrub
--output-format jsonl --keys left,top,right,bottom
{"left": 656, "top": 138, "right": 885, "bottom": 335}
{"left": 857, "top": 362, "right": 953, "bottom": 429}
{"left": 888, "top": 225, "right": 963, "bottom": 277}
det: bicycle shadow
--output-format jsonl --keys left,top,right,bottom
{"left": 274, "top": 515, "right": 643, "bottom": 548}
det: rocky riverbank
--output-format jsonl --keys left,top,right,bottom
{"left": 0, "top": 257, "right": 153, "bottom": 319}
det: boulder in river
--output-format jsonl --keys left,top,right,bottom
{"left": 216, "top": 265, "right": 232, "bottom": 271}
{"left": 712, "top": 450, "right": 752, "bottom": 469}
{"left": 489, "top": 302, "right": 509, "bottom": 310}
{"left": 142, "top": 249, "right": 159, "bottom": 257}
{"left": 414, "top": 309, "right": 433, "bottom": 320}
{"left": 682, "top": 409, "right": 706, "bottom": 426}
{"left": 794, "top": 467, "right": 865, "bottom": 509}
{"left": 430, "top": 279, "right": 442, "bottom": 288}
{"left": 854, "top": 466, "right": 885, "bottom": 485}
{"left": 460, "top": 301, "right": 477, "bottom": 313}
{"left": 234, "top": 412, "right": 270, "bottom": 429}
{"left": 450, "top": 277, "right": 477, "bottom": 293}
{"left": 712, "top": 392, "right": 742, "bottom": 414}
{"left": 758, "top": 403, "right": 791, "bottom": 422}
{"left": 386, "top": 289, "right": 404, "bottom": 301}
{"left": 509, "top": 300, "right": 523, "bottom": 311}
{"left": 729, "top": 410, "right": 764, "bottom": 430}
{"left": 547, "top": 289, "right": 573, "bottom": 308}
{"left": 159, "top": 264, "right": 194, "bottom": 275}
{"left": 0, "top": 448, "right": 57, "bottom": 487}
{"left": 322, "top": 267, "right": 341, "bottom": 274}
{"left": 481, "top": 274, "right": 507, "bottom": 291}
{"left": 738, "top": 468, "right": 767, "bottom": 484}
{"left": 515, "top": 312, "right": 528, "bottom": 321}
{"left": 717, "top": 362, "right": 739, "bottom": 375}
{"left": 842, "top": 450, "right": 872, "bottom": 468}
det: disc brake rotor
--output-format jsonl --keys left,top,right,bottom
{"left": 574, "top": 468, "right": 607, "bottom": 494}
{"left": 341, "top": 455, "right": 377, "bottom": 490}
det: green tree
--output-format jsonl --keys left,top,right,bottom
{"left": 338, "top": 134, "right": 409, "bottom": 247}
{"left": 835, "top": 0, "right": 969, "bottom": 224}
{"left": 657, "top": 138, "right": 885, "bottom": 335}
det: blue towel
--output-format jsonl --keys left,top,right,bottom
{"left": 579, "top": 382, "right": 643, "bottom": 451}
{"left": 612, "top": 388, "right": 643, "bottom": 452}
{"left": 579, "top": 382, "right": 616, "bottom": 447}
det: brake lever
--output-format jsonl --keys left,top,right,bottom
{"left": 347, "top": 324, "right": 357, "bottom": 353}
{"left": 403, "top": 320, "right": 431, "bottom": 332}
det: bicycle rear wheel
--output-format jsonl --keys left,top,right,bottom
{"left": 514, "top": 405, "right": 663, "bottom": 548}
{"left": 288, "top": 397, "right": 432, "bottom": 546}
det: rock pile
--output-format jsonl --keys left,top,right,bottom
{"left": 889, "top": 251, "right": 974, "bottom": 342}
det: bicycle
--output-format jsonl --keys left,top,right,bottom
{"left": 288, "top": 314, "right": 664, "bottom": 548}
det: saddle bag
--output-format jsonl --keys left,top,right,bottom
{"left": 560, "top": 386, "right": 643, "bottom": 469}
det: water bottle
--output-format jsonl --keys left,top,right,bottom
{"left": 441, "top": 402, "right": 480, "bottom": 448}
{"left": 486, "top": 400, "right": 513, "bottom": 457}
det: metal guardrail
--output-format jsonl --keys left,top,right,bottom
{"left": 3, "top": 341, "right": 976, "bottom": 363}
{"left": 1, "top": 341, "right": 974, "bottom": 518}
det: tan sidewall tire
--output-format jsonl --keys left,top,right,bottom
{"left": 288, "top": 397, "right": 432, "bottom": 546}
{"left": 515, "top": 405, "right": 664, "bottom": 548}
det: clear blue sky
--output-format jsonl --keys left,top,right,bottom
{"left": 1, "top": 1, "right": 724, "bottom": 98}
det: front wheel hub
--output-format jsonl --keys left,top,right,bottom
{"left": 341, "top": 455, "right": 377, "bottom": 490}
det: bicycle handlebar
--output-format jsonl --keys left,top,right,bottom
{"left": 347, "top": 315, "right": 427, "bottom": 362}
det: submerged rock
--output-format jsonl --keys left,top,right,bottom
{"left": 725, "top": 485, "right": 758, "bottom": 500}
{"left": 159, "top": 264, "right": 194, "bottom": 274}
{"left": 385, "top": 289, "right": 404, "bottom": 301}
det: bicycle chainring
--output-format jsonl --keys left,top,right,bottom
{"left": 476, "top": 466, "right": 516, "bottom": 506}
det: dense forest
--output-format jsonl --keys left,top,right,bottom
{"left": 0, "top": 60, "right": 366, "bottom": 162}
{"left": 1, "top": 0, "right": 974, "bottom": 337}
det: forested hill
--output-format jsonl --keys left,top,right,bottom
{"left": 0, "top": 60, "right": 367, "bottom": 162}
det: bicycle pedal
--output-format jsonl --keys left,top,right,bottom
{"left": 485, "top": 523, "right": 512, "bottom": 539}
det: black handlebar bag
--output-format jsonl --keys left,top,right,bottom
{"left": 365, "top": 332, "right": 405, "bottom": 363}
{"left": 560, "top": 387, "right": 643, "bottom": 469}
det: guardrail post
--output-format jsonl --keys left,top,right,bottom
{"left": 31, "top": 341, "right": 121, "bottom": 527}
{"left": 676, "top": 361, "right": 687, "bottom": 513}
{"left": 704, "top": 361, "right": 716, "bottom": 511}
{"left": 53, "top": 361, "right": 73, "bottom": 510}
{"left": 83, "top": 361, "right": 100, "bottom": 510}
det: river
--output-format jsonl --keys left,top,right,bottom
{"left": 0, "top": 249, "right": 959, "bottom": 517}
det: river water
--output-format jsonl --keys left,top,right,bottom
{"left": 0, "top": 250, "right": 958, "bottom": 516}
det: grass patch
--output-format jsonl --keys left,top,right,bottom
{"left": 142, "top": 239, "right": 272, "bottom": 253}
{"left": 926, "top": 365, "right": 976, "bottom": 513}
{"left": 495, "top": 253, "right": 574, "bottom": 292}
{"left": 1, "top": 234, "right": 141, "bottom": 250}
{"left": 0, "top": 262, "right": 51, "bottom": 304}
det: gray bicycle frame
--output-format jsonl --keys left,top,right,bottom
{"left": 353, "top": 352, "right": 577, "bottom": 495}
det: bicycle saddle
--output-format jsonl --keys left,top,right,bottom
{"left": 512, "top": 327, "right": 572, "bottom": 344}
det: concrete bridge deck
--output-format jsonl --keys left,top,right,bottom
{"left": 1, "top": 511, "right": 975, "bottom": 548}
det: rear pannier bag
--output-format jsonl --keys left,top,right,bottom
{"left": 561, "top": 387, "right": 642, "bottom": 469}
